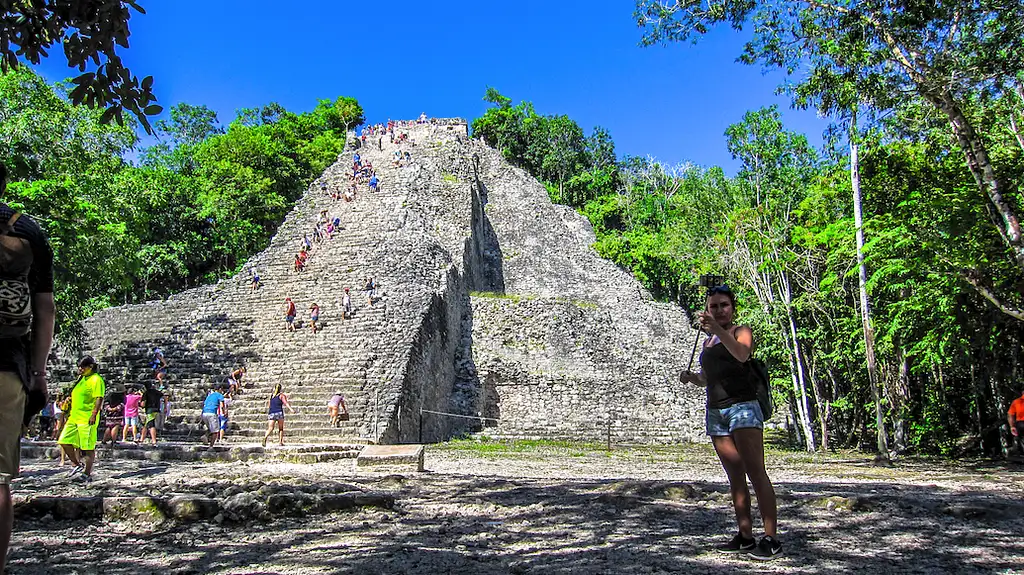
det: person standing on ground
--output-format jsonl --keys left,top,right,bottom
{"left": 52, "top": 392, "right": 66, "bottom": 440}
{"left": 140, "top": 381, "right": 163, "bottom": 446}
{"left": 0, "top": 160, "right": 56, "bottom": 573}
{"left": 58, "top": 356, "right": 105, "bottom": 482}
{"left": 285, "top": 297, "right": 297, "bottom": 332}
{"left": 122, "top": 386, "right": 142, "bottom": 442}
{"left": 101, "top": 398, "right": 123, "bottom": 447}
{"left": 157, "top": 382, "right": 172, "bottom": 431}
{"left": 201, "top": 384, "right": 226, "bottom": 450}
{"left": 262, "top": 384, "right": 296, "bottom": 447}
{"left": 1009, "top": 390, "right": 1024, "bottom": 456}
{"left": 680, "top": 285, "right": 781, "bottom": 560}
{"left": 36, "top": 399, "right": 54, "bottom": 441}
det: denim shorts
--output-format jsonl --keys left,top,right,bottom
{"left": 706, "top": 400, "right": 764, "bottom": 436}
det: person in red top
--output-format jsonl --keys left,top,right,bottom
{"left": 1009, "top": 391, "right": 1024, "bottom": 455}
{"left": 284, "top": 298, "right": 297, "bottom": 332}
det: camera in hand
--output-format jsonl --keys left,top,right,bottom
{"left": 698, "top": 274, "right": 725, "bottom": 289}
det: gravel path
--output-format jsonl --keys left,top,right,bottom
{"left": 8, "top": 442, "right": 1024, "bottom": 574}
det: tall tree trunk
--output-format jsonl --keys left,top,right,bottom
{"left": 780, "top": 276, "right": 816, "bottom": 451}
{"left": 891, "top": 351, "right": 911, "bottom": 453}
{"left": 809, "top": 353, "right": 830, "bottom": 451}
{"left": 968, "top": 361, "right": 985, "bottom": 436}
{"left": 850, "top": 111, "right": 891, "bottom": 462}
{"left": 991, "top": 363, "right": 1010, "bottom": 458}
{"left": 927, "top": 93, "right": 1024, "bottom": 270}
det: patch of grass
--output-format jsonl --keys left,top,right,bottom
{"left": 439, "top": 437, "right": 611, "bottom": 456}
{"left": 553, "top": 296, "right": 599, "bottom": 310}
{"left": 469, "top": 291, "right": 539, "bottom": 304}
{"left": 442, "top": 173, "right": 459, "bottom": 185}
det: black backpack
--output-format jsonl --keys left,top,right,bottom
{"left": 748, "top": 358, "right": 774, "bottom": 419}
{"left": 0, "top": 211, "right": 33, "bottom": 338}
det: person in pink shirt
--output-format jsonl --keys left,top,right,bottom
{"left": 122, "top": 387, "right": 143, "bottom": 443}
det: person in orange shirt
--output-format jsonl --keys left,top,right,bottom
{"left": 1009, "top": 391, "right": 1024, "bottom": 455}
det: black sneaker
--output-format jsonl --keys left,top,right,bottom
{"left": 716, "top": 533, "right": 757, "bottom": 554}
{"left": 748, "top": 535, "right": 783, "bottom": 560}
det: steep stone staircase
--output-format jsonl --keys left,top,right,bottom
{"left": 83, "top": 124, "right": 456, "bottom": 444}
{"left": 223, "top": 133, "right": 417, "bottom": 443}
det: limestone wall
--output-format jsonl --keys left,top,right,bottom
{"left": 62, "top": 117, "right": 705, "bottom": 445}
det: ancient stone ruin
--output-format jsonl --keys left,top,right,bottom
{"left": 74, "top": 119, "right": 705, "bottom": 444}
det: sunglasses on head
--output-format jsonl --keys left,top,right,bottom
{"left": 706, "top": 285, "right": 732, "bottom": 296}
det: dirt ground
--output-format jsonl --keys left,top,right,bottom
{"left": 8, "top": 441, "right": 1024, "bottom": 574}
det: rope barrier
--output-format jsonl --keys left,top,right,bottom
{"left": 419, "top": 408, "right": 501, "bottom": 423}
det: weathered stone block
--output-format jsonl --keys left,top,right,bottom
{"left": 356, "top": 444, "right": 425, "bottom": 472}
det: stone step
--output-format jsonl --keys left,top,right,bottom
{"left": 20, "top": 441, "right": 365, "bottom": 463}
{"left": 227, "top": 416, "right": 365, "bottom": 428}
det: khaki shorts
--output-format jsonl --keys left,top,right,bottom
{"left": 0, "top": 372, "right": 27, "bottom": 485}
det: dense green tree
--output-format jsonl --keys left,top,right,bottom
{"left": 0, "top": 0, "right": 161, "bottom": 130}
{"left": 472, "top": 89, "right": 618, "bottom": 208}
{"left": 635, "top": 0, "right": 1024, "bottom": 321}
{"left": 0, "top": 67, "right": 361, "bottom": 337}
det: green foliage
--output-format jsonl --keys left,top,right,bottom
{"left": 636, "top": 0, "right": 1024, "bottom": 322}
{"left": 0, "top": 68, "right": 361, "bottom": 338}
{"left": 0, "top": 0, "right": 161, "bottom": 132}
{"left": 472, "top": 89, "right": 618, "bottom": 208}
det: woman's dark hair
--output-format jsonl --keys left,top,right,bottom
{"left": 706, "top": 285, "right": 737, "bottom": 308}
{"left": 78, "top": 355, "right": 98, "bottom": 370}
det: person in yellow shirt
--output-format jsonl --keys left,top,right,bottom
{"left": 58, "top": 356, "right": 105, "bottom": 482}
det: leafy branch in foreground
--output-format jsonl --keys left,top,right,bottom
{"left": 0, "top": 0, "right": 161, "bottom": 132}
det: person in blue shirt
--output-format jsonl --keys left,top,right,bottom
{"left": 369, "top": 174, "right": 378, "bottom": 191}
{"left": 201, "top": 384, "right": 226, "bottom": 449}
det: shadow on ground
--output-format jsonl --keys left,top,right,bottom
{"left": 11, "top": 471, "right": 1024, "bottom": 574}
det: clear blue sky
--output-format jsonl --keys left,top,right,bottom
{"left": 32, "top": 0, "right": 829, "bottom": 173}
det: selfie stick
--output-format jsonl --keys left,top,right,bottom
{"left": 678, "top": 281, "right": 704, "bottom": 373}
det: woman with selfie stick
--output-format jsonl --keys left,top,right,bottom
{"left": 680, "top": 285, "right": 782, "bottom": 560}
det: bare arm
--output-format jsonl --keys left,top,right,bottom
{"left": 1012, "top": 410, "right": 1019, "bottom": 436}
{"left": 30, "top": 292, "right": 55, "bottom": 390}
{"left": 698, "top": 312, "right": 753, "bottom": 363}
{"left": 89, "top": 396, "right": 103, "bottom": 426}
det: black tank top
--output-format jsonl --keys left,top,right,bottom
{"left": 269, "top": 394, "right": 284, "bottom": 414}
{"left": 700, "top": 340, "right": 757, "bottom": 409}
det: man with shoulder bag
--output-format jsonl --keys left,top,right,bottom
{"left": 0, "top": 161, "right": 56, "bottom": 571}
